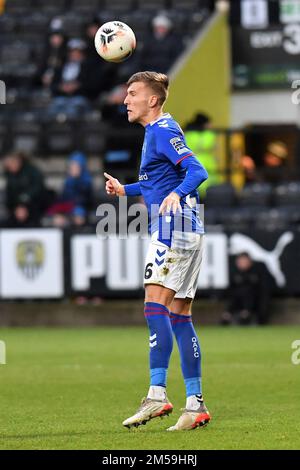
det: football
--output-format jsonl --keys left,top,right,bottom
{"left": 94, "top": 21, "right": 136, "bottom": 63}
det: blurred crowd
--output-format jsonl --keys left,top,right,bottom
{"left": 2, "top": 9, "right": 206, "bottom": 120}
{"left": 1, "top": 1, "right": 298, "bottom": 317}
{"left": 0, "top": 1, "right": 215, "bottom": 228}
{"left": 0, "top": 149, "right": 93, "bottom": 228}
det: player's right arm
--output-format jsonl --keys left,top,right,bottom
{"left": 124, "top": 182, "right": 142, "bottom": 196}
{"left": 104, "top": 172, "right": 142, "bottom": 197}
{"left": 104, "top": 172, "right": 125, "bottom": 196}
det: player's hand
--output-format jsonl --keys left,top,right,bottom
{"left": 104, "top": 172, "right": 125, "bottom": 196}
{"left": 159, "top": 192, "right": 182, "bottom": 215}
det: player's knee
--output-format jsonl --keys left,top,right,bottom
{"left": 145, "top": 285, "right": 175, "bottom": 309}
{"left": 171, "top": 298, "right": 193, "bottom": 315}
{"left": 145, "top": 295, "right": 172, "bottom": 309}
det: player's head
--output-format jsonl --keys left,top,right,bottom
{"left": 124, "top": 71, "right": 169, "bottom": 126}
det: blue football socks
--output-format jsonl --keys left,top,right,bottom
{"left": 170, "top": 312, "right": 202, "bottom": 397}
{"left": 144, "top": 302, "right": 173, "bottom": 388}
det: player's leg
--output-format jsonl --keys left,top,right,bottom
{"left": 122, "top": 283, "right": 175, "bottom": 428}
{"left": 123, "top": 232, "right": 203, "bottom": 429}
{"left": 144, "top": 284, "right": 175, "bottom": 399}
{"left": 167, "top": 235, "right": 210, "bottom": 430}
{"left": 170, "top": 297, "right": 202, "bottom": 405}
{"left": 167, "top": 296, "right": 210, "bottom": 430}
{"left": 141, "top": 234, "right": 182, "bottom": 408}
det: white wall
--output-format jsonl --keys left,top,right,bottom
{"left": 231, "top": 90, "right": 300, "bottom": 127}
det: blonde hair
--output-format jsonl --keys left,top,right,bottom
{"left": 127, "top": 71, "right": 169, "bottom": 106}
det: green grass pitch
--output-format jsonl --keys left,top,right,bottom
{"left": 0, "top": 325, "right": 299, "bottom": 450}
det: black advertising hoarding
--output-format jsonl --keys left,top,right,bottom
{"left": 66, "top": 230, "right": 300, "bottom": 298}
{"left": 0, "top": 228, "right": 299, "bottom": 298}
{"left": 57, "top": 230, "right": 300, "bottom": 298}
{"left": 232, "top": 24, "right": 300, "bottom": 89}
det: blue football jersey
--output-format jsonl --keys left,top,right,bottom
{"left": 138, "top": 113, "right": 204, "bottom": 245}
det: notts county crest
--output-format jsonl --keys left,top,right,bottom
{"left": 16, "top": 240, "right": 44, "bottom": 280}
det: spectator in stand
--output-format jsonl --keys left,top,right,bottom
{"left": 3, "top": 151, "right": 47, "bottom": 227}
{"left": 71, "top": 205, "right": 87, "bottom": 227}
{"left": 101, "top": 83, "right": 128, "bottom": 124}
{"left": 62, "top": 151, "right": 93, "bottom": 212}
{"left": 260, "top": 141, "right": 290, "bottom": 184}
{"left": 220, "top": 252, "right": 271, "bottom": 326}
{"left": 47, "top": 38, "right": 101, "bottom": 117}
{"left": 84, "top": 17, "right": 102, "bottom": 65}
{"left": 240, "top": 154, "right": 256, "bottom": 184}
{"left": 241, "top": 141, "right": 290, "bottom": 185}
{"left": 36, "top": 29, "right": 67, "bottom": 91}
{"left": 47, "top": 151, "right": 93, "bottom": 227}
{"left": 84, "top": 17, "right": 115, "bottom": 93}
{"left": 140, "top": 14, "right": 183, "bottom": 73}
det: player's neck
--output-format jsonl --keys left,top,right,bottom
{"left": 141, "top": 109, "right": 164, "bottom": 127}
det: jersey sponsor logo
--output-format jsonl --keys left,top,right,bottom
{"left": 139, "top": 172, "right": 148, "bottom": 181}
{"left": 170, "top": 137, "right": 189, "bottom": 155}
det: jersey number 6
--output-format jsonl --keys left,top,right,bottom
{"left": 144, "top": 263, "right": 153, "bottom": 279}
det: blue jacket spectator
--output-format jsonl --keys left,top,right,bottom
{"left": 62, "top": 151, "right": 93, "bottom": 214}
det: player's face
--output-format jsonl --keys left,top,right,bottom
{"left": 124, "top": 82, "right": 154, "bottom": 125}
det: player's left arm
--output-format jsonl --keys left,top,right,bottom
{"left": 159, "top": 157, "right": 208, "bottom": 214}
{"left": 173, "top": 156, "right": 208, "bottom": 197}
{"left": 156, "top": 127, "right": 208, "bottom": 214}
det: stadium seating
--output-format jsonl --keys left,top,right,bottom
{"left": 0, "top": 121, "right": 8, "bottom": 155}
{"left": 274, "top": 182, "right": 300, "bottom": 206}
{"left": 44, "top": 120, "right": 75, "bottom": 155}
{"left": 217, "top": 207, "right": 253, "bottom": 230}
{"left": 171, "top": 0, "right": 205, "bottom": 11}
{"left": 137, "top": 0, "right": 167, "bottom": 11}
{"left": 98, "top": 0, "right": 134, "bottom": 14}
{"left": 205, "top": 183, "right": 237, "bottom": 208}
{"left": 57, "top": 13, "right": 85, "bottom": 36}
{"left": 0, "top": 13, "right": 16, "bottom": 33}
{"left": 0, "top": 42, "right": 31, "bottom": 65}
{"left": 78, "top": 114, "right": 107, "bottom": 155}
{"left": 34, "top": 0, "right": 67, "bottom": 15}
{"left": 17, "top": 12, "right": 50, "bottom": 35}
{"left": 10, "top": 114, "right": 41, "bottom": 155}
{"left": 254, "top": 207, "right": 294, "bottom": 231}
{"left": 71, "top": 0, "right": 101, "bottom": 15}
{"left": 203, "top": 207, "right": 218, "bottom": 226}
{"left": 5, "top": 0, "right": 34, "bottom": 15}
{"left": 239, "top": 183, "right": 273, "bottom": 207}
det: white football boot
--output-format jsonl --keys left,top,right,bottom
{"left": 167, "top": 401, "right": 211, "bottom": 431}
{"left": 123, "top": 397, "right": 173, "bottom": 429}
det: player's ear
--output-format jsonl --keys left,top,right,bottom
{"left": 149, "top": 95, "right": 158, "bottom": 108}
